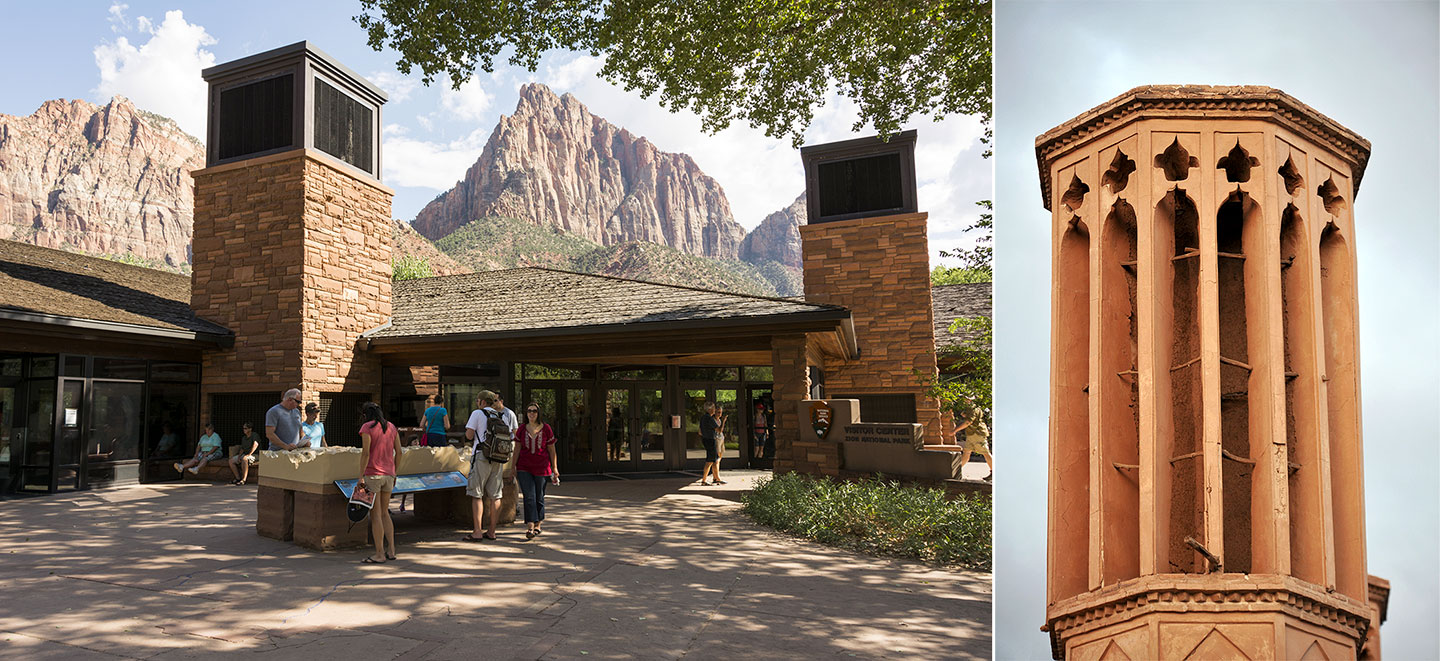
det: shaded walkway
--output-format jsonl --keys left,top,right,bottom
{"left": 0, "top": 471, "right": 990, "bottom": 659}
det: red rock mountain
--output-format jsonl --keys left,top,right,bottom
{"left": 412, "top": 83, "right": 746, "bottom": 259}
{"left": 738, "top": 192, "right": 806, "bottom": 270}
{"left": 0, "top": 97, "right": 203, "bottom": 268}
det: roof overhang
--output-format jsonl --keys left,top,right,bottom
{"left": 360, "top": 308, "right": 857, "bottom": 365}
{"left": 0, "top": 308, "right": 234, "bottom": 348}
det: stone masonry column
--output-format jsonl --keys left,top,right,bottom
{"left": 770, "top": 334, "right": 813, "bottom": 475}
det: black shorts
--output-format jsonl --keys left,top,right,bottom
{"left": 704, "top": 437, "right": 721, "bottom": 462}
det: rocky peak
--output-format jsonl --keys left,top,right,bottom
{"left": 411, "top": 83, "right": 745, "bottom": 260}
{"left": 0, "top": 96, "right": 203, "bottom": 268}
{"left": 738, "top": 192, "right": 807, "bottom": 270}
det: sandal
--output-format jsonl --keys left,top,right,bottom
{"left": 386, "top": 553, "right": 396, "bottom": 561}
{"left": 361, "top": 557, "right": 386, "bottom": 564}
{"left": 460, "top": 535, "right": 485, "bottom": 543}
{"left": 714, "top": 480, "right": 727, "bottom": 485}
{"left": 525, "top": 530, "right": 536, "bottom": 540}
{"left": 483, "top": 532, "right": 497, "bottom": 541}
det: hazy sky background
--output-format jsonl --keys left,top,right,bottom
{"left": 0, "top": 1, "right": 990, "bottom": 264}
{"left": 994, "top": 1, "right": 1439, "bottom": 658}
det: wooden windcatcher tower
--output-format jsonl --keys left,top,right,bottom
{"left": 1037, "top": 86, "right": 1388, "bottom": 660}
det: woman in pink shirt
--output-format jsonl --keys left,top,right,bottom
{"left": 358, "top": 401, "right": 401, "bottom": 564}
{"left": 515, "top": 402, "right": 559, "bottom": 539}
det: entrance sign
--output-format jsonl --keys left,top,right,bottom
{"left": 810, "top": 401, "right": 834, "bottom": 439}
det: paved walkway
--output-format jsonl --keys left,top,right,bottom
{"left": 0, "top": 471, "right": 990, "bottom": 659}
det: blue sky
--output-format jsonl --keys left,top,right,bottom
{"left": 0, "top": 1, "right": 990, "bottom": 262}
{"left": 993, "top": 1, "right": 1439, "bottom": 658}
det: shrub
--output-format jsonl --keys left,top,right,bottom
{"left": 392, "top": 254, "right": 433, "bottom": 281}
{"left": 741, "top": 472, "right": 991, "bottom": 569}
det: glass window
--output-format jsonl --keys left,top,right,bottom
{"left": 28, "top": 356, "right": 56, "bottom": 379}
{"left": 62, "top": 355, "right": 86, "bottom": 377}
{"left": 524, "top": 364, "right": 590, "bottom": 380}
{"left": 443, "top": 383, "right": 503, "bottom": 428}
{"left": 90, "top": 381, "right": 144, "bottom": 462}
{"left": 147, "top": 383, "right": 196, "bottom": 461}
{"left": 1, "top": 357, "right": 21, "bottom": 378}
{"left": 602, "top": 367, "right": 665, "bottom": 381}
{"left": 150, "top": 362, "right": 201, "bottom": 382}
{"left": 743, "top": 366, "right": 774, "bottom": 382}
{"left": 94, "top": 357, "right": 147, "bottom": 381}
{"left": 679, "top": 367, "right": 738, "bottom": 382}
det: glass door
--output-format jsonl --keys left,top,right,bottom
{"left": 747, "top": 387, "right": 776, "bottom": 468}
{"left": 87, "top": 381, "right": 144, "bottom": 487}
{"left": 600, "top": 385, "right": 667, "bottom": 472}
{"left": 522, "top": 384, "right": 596, "bottom": 474}
{"left": 682, "top": 387, "right": 743, "bottom": 470}
{"left": 56, "top": 379, "right": 84, "bottom": 491}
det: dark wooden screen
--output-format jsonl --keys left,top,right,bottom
{"left": 217, "top": 74, "right": 293, "bottom": 160}
{"left": 816, "top": 153, "right": 904, "bottom": 220}
{"left": 314, "top": 79, "right": 374, "bottom": 173}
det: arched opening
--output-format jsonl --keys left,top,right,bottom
{"left": 1050, "top": 220, "right": 1091, "bottom": 601}
{"left": 1320, "top": 225, "right": 1365, "bottom": 600}
{"left": 1100, "top": 200, "right": 1140, "bottom": 584}
{"left": 1281, "top": 204, "right": 1324, "bottom": 584}
{"left": 1216, "top": 190, "right": 1259, "bottom": 574}
{"left": 1158, "top": 188, "right": 1202, "bottom": 573}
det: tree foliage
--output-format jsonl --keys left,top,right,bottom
{"left": 392, "top": 254, "right": 434, "bottom": 281}
{"left": 925, "top": 315, "right": 991, "bottom": 425}
{"left": 354, "top": 0, "right": 991, "bottom": 146}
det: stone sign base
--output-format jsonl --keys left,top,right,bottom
{"left": 842, "top": 442, "right": 963, "bottom": 480}
{"left": 254, "top": 447, "right": 518, "bottom": 551}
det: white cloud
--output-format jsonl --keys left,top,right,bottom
{"left": 439, "top": 75, "right": 493, "bottom": 122}
{"left": 93, "top": 9, "right": 215, "bottom": 138}
{"left": 107, "top": 3, "right": 129, "bottom": 32}
{"left": 544, "top": 54, "right": 603, "bottom": 91}
{"left": 383, "top": 127, "right": 490, "bottom": 190}
{"left": 369, "top": 70, "right": 420, "bottom": 103}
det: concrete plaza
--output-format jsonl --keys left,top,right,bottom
{"left": 0, "top": 470, "right": 990, "bottom": 659}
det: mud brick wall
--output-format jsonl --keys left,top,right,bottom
{"left": 800, "top": 212, "right": 944, "bottom": 446}
{"left": 191, "top": 150, "right": 393, "bottom": 420}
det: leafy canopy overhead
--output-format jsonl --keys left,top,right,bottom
{"left": 354, "top": 0, "right": 992, "bottom": 146}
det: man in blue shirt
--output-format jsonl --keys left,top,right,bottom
{"left": 265, "top": 388, "right": 304, "bottom": 451}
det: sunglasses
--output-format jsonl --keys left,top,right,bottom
{"left": 526, "top": 409, "right": 539, "bottom": 414}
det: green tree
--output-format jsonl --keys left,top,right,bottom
{"left": 934, "top": 198, "right": 991, "bottom": 285}
{"left": 354, "top": 0, "right": 991, "bottom": 146}
{"left": 924, "top": 315, "right": 991, "bottom": 424}
{"left": 392, "top": 254, "right": 434, "bottom": 281}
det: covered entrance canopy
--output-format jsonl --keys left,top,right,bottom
{"left": 360, "top": 268, "right": 857, "bottom": 474}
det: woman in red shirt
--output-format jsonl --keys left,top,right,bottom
{"left": 358, "top": 401, "right": 401, "bottom": 564}
{"left": 515, "top": 402, "right": 559, "bottom": 539}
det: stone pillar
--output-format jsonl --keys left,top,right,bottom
{"left": 1038, "top": 86, "right": 1380, "bottom": 659}
{"left": 799, "top": 212, "right": 944, "bottom": 447}
{"left": 770, "top": 334, "right": 813, "bottom": 475}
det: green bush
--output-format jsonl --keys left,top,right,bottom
{"left": 392, "top": 254, "right": 433, "bottom": 281}
{"left": 741, "top": 472, "right": 991, "bottom": 569}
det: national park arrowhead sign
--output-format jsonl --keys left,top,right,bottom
{"left": 810, "top": 401, "right": 834, "bottom": 439}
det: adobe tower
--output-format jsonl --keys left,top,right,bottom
{"left": 190, "top": 43, "right": 392, "bottom": 426}
{"left": 1037, "top": 86, "right": 1386, "bottom": 658}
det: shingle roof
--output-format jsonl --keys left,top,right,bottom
{"left": 370, "top": 267, "right": 849, "bottom": 340}
{"left": 0, "top": 240, "right": 231, "bottom": 337}
{"left": 932, "top": 282, "right": 991, "bottom": 350}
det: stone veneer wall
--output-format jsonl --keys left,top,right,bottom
{"left": 800, "top": 212, "right": 944, "bottom": 448}
{"left": 191, "top": 150, "right": 393, "bottom": 418}
{"left": 299, "top": 157, "right": 392, "bottom": 396}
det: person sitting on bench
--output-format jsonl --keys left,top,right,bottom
{"left": 175, "top": 422, "right": 222, "bottom": 475}
{"left": 227, "top": 422, "right": 264, "bottom": 485}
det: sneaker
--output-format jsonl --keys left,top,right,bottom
{"left": 173, "top": 462, "right": 184, "bottom": 473}
{"left": 188, "top": 467, "right": 199, "bottom": 474}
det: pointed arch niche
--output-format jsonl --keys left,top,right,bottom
{"left": 1156, "top": 189, "right": 1203, "bottom": 573}
{"left": 1100, "top": 200, "right": 1140, "bottom": 585}
{"left": 1280, "top": 204, "right": 1324, "bottom": 585}
{"left": 1051, "top": 219, "right": 1091, "bottom": 602}
{"left": 1320, "top": 224, "right": 1365, "bottom": 601}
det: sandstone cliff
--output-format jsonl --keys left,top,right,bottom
{"left": 412, "top": 83, "right": 745, "bottom": 260}
{"left": 0, "top": 97, "right": 203, "bottom": 268}
{"left": 738, "top": 192, "right": 806, "bottom": 270}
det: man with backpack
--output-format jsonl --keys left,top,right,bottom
{"left": 461, "top": 390, "right": 516, "bottom": 542}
